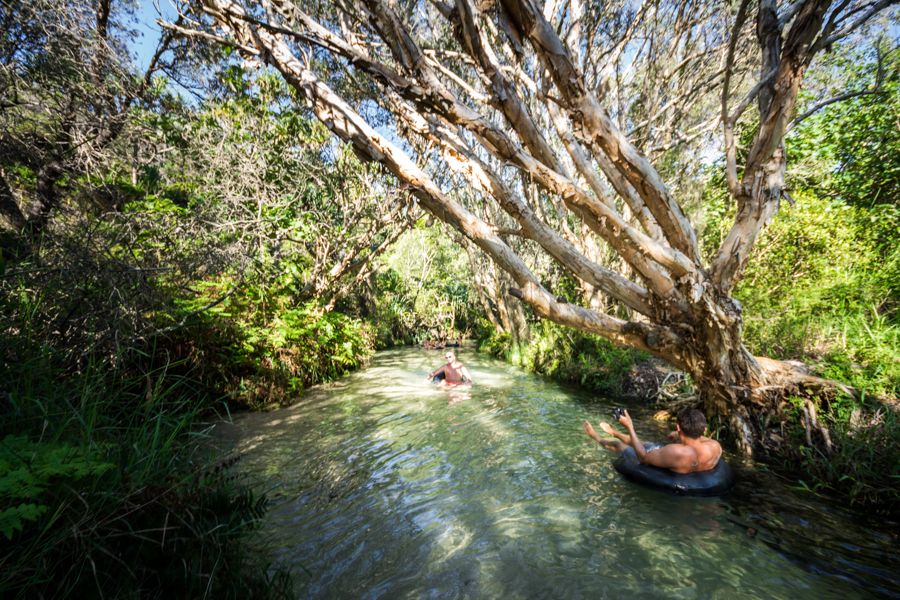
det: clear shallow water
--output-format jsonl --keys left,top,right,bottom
{"left": 215, "top": 348, "right": 899, "bottom": 599}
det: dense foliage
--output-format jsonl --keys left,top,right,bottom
{"left": 0, "top": 306, "right": 291, "bottom": 598}
{"left": 172, "top": 285, "right": 374, "bottom": 409}
{"left": 0, "top": 2, "right": 381, "bottom": 594}
{"left": 366, "top": 226, "right": 479, "bottom": 348}
{"left": 480, "top": 320, "right": 643, "bottom": 397}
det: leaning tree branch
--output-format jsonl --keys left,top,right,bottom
{"left": 789, "top": 87, "right": 885, "bottom": 131}
{"left": 182, "top": 0, "right": 690, "bottom": 359}
{"left": 722, "top": 0, "right": 752, "bottom": 196}
{"left": 276, "top": 1, "right": 693, "bottom": 290}
{"left": 158, "top": 18, "right": 260, "bottom": 55}
{"left": 820, "top": 0, "right": 897, "bottom": 49}
{"left": 499, "top": 0, "right": 702, "bottom": 266}
{"left": 389, "top": 92, "right": 656, "bottom": 315}
{"left": 727, "top": 67, "right": 779, "bottom": 125}
{"left": 711, "top": 0, "right": 834, "bottom": 293}
{"left": 450, "top": 0, "right": 565, "bottom": 173}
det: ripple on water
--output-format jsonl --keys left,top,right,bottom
{"left": 219, "top": 348, "right": 899, "bottom": 600}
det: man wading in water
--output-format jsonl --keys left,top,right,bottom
{"left": 426, "top": 351, "right": 473, "bottom": 386}
{"left": 583, "top": 408, "right": 722, "bottom": 474}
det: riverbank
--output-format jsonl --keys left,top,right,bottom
{"left": 0, "top": 342, "right": 295, "bottom": 598}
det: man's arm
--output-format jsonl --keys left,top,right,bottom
{"left": 460, "top": 365, "right": 473, "bottom": 383}
{"left": 634, "top": 445, "right": 691, "bottom": 470}
{"left": 618, "top": 410, "right": 648, "bottom": 458}
{"left": 426, "top": 365, "right": 446, "bottom": 380}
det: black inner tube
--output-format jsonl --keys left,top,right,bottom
{"left": 612, "top": 443, "right": 735, "bottom": 496}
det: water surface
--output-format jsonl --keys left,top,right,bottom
{"left": 216, "top": 348, "right": 899, "bottom": 599}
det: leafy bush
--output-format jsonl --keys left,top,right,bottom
{"left": 778, "top": 394, "right": 900, "bottom": 514}
{"left": 480, "top": 321, "right": 643, "bottom": 396}
{"left": 729, "top": 192, "right": 900, "bottom": 398}
{"left": 366, "top": 269, "right": 418, "bottom": 349}
{"left": 0, "top": 436, "right": 113, "bottom": 540}
{"left": 478, "top": 327, "right": 512, "bottom": 359}
{"left": 372, "top": 226, "right": 480, "bottom": 347}
{"left": 169, "top": 282, "right": 374, "bottom": 409}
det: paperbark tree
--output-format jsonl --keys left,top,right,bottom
{"left": 171, "top": 0, "right": 895, "bottom": 454}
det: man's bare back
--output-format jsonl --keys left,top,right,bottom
{"left": 653, "top": 435, "right": 721, "bottom": 474}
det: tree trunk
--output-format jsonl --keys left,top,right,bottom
{"left": 651, "top": 284, "right": 849, "bottom": 457}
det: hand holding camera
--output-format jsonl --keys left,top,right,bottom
{"left": 612, "top": 407, "right": 632, "bottom": 428}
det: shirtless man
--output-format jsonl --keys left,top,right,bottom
{"left": 582, "top": 408, "right": 722, "bottom": 474}
{"left": 426, "top": 351, "right": 473, "bottom": 386}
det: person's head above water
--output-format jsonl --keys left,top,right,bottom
{"left": 676, "top": 408, "right": 707, "bottom": 439}
{"left": 445, "top": 351, "right": 455, "bottom": 362}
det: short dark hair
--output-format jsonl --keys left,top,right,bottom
{"left": 677, "top": 408, "right": 707, "bottom": 438}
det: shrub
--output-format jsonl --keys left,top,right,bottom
{"left": 480, "top": 321, "right": 643, "bottom": 396}
{"left": 168, "top": 284, "right": 375, "bottom": 409}
{"left": 778, "top": 394, "right": 899, "bottom": 514}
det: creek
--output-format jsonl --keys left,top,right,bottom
{"left": 215, "top": 348, "right": 899, "bottom": 599}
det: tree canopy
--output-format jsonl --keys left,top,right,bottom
{"left": 165, "top": 0, "right": 898, "bottom": 453}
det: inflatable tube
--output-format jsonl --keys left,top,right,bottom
{"left": 612, "top": 443, "right": 735, "bottom": 496}
{"left": 432, "top": 371, "right": 446, "bottom": 383}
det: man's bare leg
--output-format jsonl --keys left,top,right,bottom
{"left": 599, "top": 421, "right": 631, "bottom": 444}
{"left": 582, "top": 421, "right": 627, "bottom": 453}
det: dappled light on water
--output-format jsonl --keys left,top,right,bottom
{"left": 216, "top": 349, "right": 898, "bottom": 599}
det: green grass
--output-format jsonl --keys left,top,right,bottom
{"left": 776, "top": 393, "right": 900, "bottom": 513}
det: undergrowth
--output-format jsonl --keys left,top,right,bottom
{"left": 0, "top": 347, "right": 292, "bottom": 598}
{"left": 775, "top": 394, "right": 900, "bottom": 514}
{"left": 166, "top": 280, "right": 375, "bottom": 409}
{"left": 479, "top": 320, "right": 644, "bottom": 396}
{"left": 705, "top": 181, "right": 899, "bottom": 399}
{"left": 0, "top": 282, "right": 293, "bottom": 598}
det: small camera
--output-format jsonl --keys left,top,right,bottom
{"left": 612, "top": 407, "right": 626, "bottom": 420}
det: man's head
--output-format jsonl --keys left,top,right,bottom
{"left": 445, "top": 351, "right": 455, "bottom": 362}
{"left": 676, "top": 408, "right": 707, "bottom": 439}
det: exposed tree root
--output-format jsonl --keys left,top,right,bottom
{"left": 756, "top": 357, "right": 897, "bottom": 411}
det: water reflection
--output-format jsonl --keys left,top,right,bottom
{"left": 215, "top": 348, "right": 899, "bottom": 599}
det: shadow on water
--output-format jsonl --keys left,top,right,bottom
{"left": 215, "top": 348, "right": 900, "bottom": 599}
{"left": 722, "top": 469, "right": 899, "bottom": 597}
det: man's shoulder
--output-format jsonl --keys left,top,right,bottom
{"left": 701, "top": 437, "right": 722, "bottom": 450}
